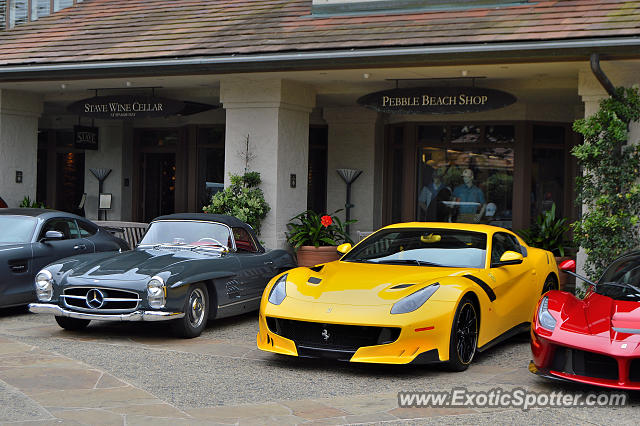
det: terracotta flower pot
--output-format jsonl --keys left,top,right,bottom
{"left": 296, "top": 245, "right": 340, "bottom": 267}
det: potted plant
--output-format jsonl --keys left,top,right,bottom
{"left": 286, "top": 210, "right": 354, "bottom": 267}
{"left": 202, "top": 171, "right": 269, "bottom": 234}
{"left": 517, "top": 203, "right": 574, "bottom": 290}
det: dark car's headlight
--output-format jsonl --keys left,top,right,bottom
{"left": 537, "top": 296, "right": 557, "bottom": 330}
{"left": 35, "top": 270, "right": 53, "bottom": 302}
{"left": 391, "top": 283, "right": 439, "bottom": 314}
{"left": 147, "top": 276, "right": 166, "bottom": 308}
{"left": 268, "top": 274, "right": 288, "bottom": 305}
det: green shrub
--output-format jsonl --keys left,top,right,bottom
{"left": 202, "top": 172, "right": 270, "bottom": 234}
{"left": 517, "top": 203, "right": 572, "bottom": 257}
{"left": 19, "top": 196, "right": 45, "bottom": 209}
{"left": 571, "top": 86, "right": 640, "bottom": 280}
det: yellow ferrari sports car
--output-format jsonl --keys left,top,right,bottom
{"left": 257, "top": 222, "right": 559, "bottom": 370}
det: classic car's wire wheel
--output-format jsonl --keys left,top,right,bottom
{"left": 172, "top": 283, "right": 209, "bottom": 338}
{"left": 447, "top": 296, "right": 478, "bottom": 371}
{"left": 188, "top": 287, "right": 206, "bottom": 329}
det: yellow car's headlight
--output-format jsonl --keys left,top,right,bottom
{"left": 391, "top": 283, "right": 439, "bottom": 314}
{"left": 268, "top": 274, "right": 288, "bottom": 305}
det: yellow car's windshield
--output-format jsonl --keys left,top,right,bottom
{"left": 342, "top": 228, "right": 487, "bottom": 268}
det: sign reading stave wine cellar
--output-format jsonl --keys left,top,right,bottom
{"left": 68, "top": 95, "right": 185, "bottom": 120}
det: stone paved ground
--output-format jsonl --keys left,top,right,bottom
{"left": 0, "top": 306, "right": 637, "bottom": 425}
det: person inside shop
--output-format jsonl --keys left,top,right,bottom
{"left": 418, "top": 165, "right": 451, "bottom": 222}
{"left": 452, "top": 168, "right": 486, "bottom": 223}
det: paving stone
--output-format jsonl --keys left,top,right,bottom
{"left": 0, "top": 367, "right": 103, "bottom": 393}
{"left": 106, "top": 403, "right": 190, "bottom": 418}
{"left": 31, "top": 386, "right": 161, "bottom": 409}
{"left": 389, "top": 406, "right": 477, "bottom": 419}
{"left": 280, "top": 399, "right": 349, "bottom": 420}
{"left": 49, "top": 408, "right": 125, "bottom": 426}
{"left": 186, "top": 402, "right": 290, "bottom": 421}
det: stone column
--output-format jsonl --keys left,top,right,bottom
{"left": 0, "top": 90, "right": 43, "bottom": 207}
{"left": 220, "top": 79, "right": 315, "bottom": 249}
{"left": 323, "top": 107, "right": 382, "bottom": 240}
{"left": 576, "top": 66, "right": 640, "bottom": 279}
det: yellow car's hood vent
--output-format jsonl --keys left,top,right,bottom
{"left": 286, "top": 261, "right": 463, "bottom": 305}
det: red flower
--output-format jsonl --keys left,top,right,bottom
{"left": 321, "top": 215, "right": 333, "bottom": 228}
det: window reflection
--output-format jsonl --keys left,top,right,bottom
{"left": 417, "top": 146, "right": 514, "bottom": 228}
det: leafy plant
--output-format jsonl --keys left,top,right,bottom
{"left": 517, "top": 203, "right": 572, "bottom": 257}
{"left": 572, "top": 86, "right": 640, "bottom": 280}
{"left": 202, "top": 172, "right": 270, "bottom": 234}
{"left": 286, "top": 210, "right": 355, "bottom": 249}
{"left": 19, "top": 196, "right": 45, "bottom": 209}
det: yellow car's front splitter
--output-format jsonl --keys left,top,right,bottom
{"left": 257, "top": 298, "right": 455, "bottom": 365}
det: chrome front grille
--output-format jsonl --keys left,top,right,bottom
{"left": 62, "top": 287, "right": 141, "bottom": 313}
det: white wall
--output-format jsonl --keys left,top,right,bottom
{"left": 0, "top": 90, "right": 43, "bottom": 207}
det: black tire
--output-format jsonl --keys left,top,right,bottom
{"left": 542, "top": 274, "right": 558, "bottom": 295}
{"left": 171, "top": 283, "right": 209, "bottom": 338}
{"left": 55, "top": 316, "right": 90, "bottom": 331}
{"left": 447, "top": 296, "right": 479, "bottom": 372}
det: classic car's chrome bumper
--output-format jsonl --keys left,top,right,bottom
{"left": 28, "top": 303, "right": 185, "bottom": 322}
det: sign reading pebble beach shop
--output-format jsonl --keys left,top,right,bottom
{"left": 68, "top": 95, "right": 185, "bottom": 119}
{"left": 357, "top": 87, "right": 517, "bottom": 114}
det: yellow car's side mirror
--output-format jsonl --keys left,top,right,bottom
{"left": 337, "top": 243, "right": 352, "bottom": 254}
{"left": 496, "top": 250, "right": 524, "bottom": 267}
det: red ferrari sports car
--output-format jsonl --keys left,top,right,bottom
{"left": 530, "top": 252, "right": 640, "bottom": 389}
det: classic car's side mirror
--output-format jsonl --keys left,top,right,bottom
{"left": 337, "top": 243, "right": 352, "bottom": 254}
{"left": 40, "top": 230, "right": 64, "bottom": 242}
{"left": 558, "top": 259, "right": 576, "bottom": 273}
{"left": 494, "top": 250, "right": 524, "bottom": 267}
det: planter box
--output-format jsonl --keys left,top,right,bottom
{"left": 296, "top": 245, "right": 340, "bottom": 267}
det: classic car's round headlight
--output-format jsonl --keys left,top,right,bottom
{"left": 268, "top": 274, "right": 288, "bottom": 305}
{"left": 35, "top": 270, "right": 53, "bottom": 302}
{"left": 391, "top": 283, "right": 439, "bottom": 314}
{"left": 147, "top": 276, "right": 166, "bottom": 309}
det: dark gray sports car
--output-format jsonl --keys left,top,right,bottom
{"left": 29, "top": 213, "right": 296, "bottom": 337}
{"left": 0, "top": 209, "right": 129, "bottom": 308}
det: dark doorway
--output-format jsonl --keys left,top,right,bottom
{"left": 308, "top": 126, "right": 328, "bottom": 214}
{"left": 142, "top": 153, "right": 176, "bottom": 222}
{"left": 55, "top": 151, "right": 85, "bottom": 214}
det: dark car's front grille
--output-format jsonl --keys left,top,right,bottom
{"left": 550, "top": 346, "right": 619, "bottom": 381}
{"left": 62, "top": 287, "right": 141, "bottom": 313}
{"left": 266, "top": 317, "right": 400, "bottom": 358}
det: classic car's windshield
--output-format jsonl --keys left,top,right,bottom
{"left": 139, "top": 220, "right": 233, "bottom": 249}
{"left": 0, "top": 216, "right": 37, "bottom": 243}
{"left": 597, "top": 256, "right": 640, "bottom": 301}
{"left": 342, "top": 228, "right": 487, "bottom": 268}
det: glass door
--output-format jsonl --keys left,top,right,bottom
{"left": 142, "top": 153, "right": 176, "bottom": 222}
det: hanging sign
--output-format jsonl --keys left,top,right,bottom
{"left": 74, "top": 125, "right": 99, "bottom": 150}
{"left": 68, "top": 95, "right": 185, "bottom": 120}
{"left": 357, "top": 87, "right": 517, "bottom": 115}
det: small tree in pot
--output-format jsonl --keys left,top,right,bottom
{"left": 286, "top": 210, "right": 355, "bottom": 267}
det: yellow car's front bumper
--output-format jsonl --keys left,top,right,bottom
{"left": 257, "top": 298, "right": 456, "bottom": 364}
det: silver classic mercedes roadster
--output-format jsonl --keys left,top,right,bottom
{"left": 29, "top": 213, "right": 296, "bottom": 337}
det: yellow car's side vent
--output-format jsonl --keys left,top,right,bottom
{"left": 307, "top": 277, "right": 322, "bottom": 285}
{"left": 390, "top": 283, "right": 415, "bottom": 290}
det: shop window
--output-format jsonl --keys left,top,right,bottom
{"left": 417, "top": 145, "right": 514, "bottom": 228}
{"left": 0, "top": 1, "right": 6, "bottom": 29}
{"left": 197, "top": 127, "right": 225, "bottom": 210}
{"left": 390, "top": 126, "right": 404, "bottom": 223}
{"left": 486, "top": 125, "right": 515, "bottom": 144}
{"left": 53, "top": 0, "right": 73, "bottom": 12}
{"left": 450, "top": 125, "right": 481, "bottom": 144}
{"left": 31, "top": 0, "right": 50, "bottom": 20}
{"left": 531, "top": 125, "right": 565, "bottom": 222}
{"left": 141, "top": 130, "right": 179, "bottom": 147}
